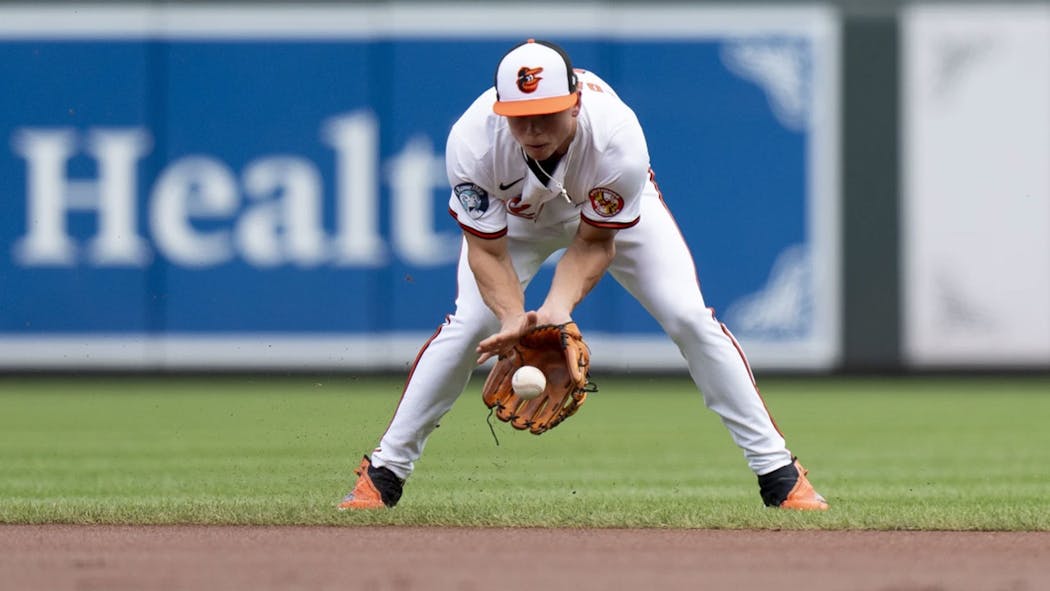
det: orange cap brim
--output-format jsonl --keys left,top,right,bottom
{"left": 493, "top": 92, "right": 579, "bottom": 117}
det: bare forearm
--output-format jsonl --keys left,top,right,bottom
{"left": 466, "top": 234, "right": 538, "bottom": 364}
{"left": 467, "top": 240, "right": 524, "bottom": 322}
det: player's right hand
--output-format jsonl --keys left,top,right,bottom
{"left": 476, "top": 310, "right": 539, "bottom": 365}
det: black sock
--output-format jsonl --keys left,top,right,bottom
{"left": 757, "top": 461, "right": 799, "bottom": 507}
{"left": 368, "top": 464, "right": 404, "bottom": 507}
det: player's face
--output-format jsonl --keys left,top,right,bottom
{"left": 506, "top": 103, "right": 579, "bottom": 161}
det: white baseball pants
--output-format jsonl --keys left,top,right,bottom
{"left": 370, "top": 181, "right": 794, "bottom": 479}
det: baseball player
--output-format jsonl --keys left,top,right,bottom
{"left": 340, "top": 39, "right": 828, "bottom": 511}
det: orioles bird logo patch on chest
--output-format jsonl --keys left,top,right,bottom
{"left": 517, "top": 67, "right": 543, "bottom": 93}
{"left": 588, "top": 187, "right": 624, "bottom": 217}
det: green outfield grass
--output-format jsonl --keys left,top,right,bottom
{"left": 1, "top": 374, "right": 1048, "bottom": 530}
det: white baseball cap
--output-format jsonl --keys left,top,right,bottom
{"left": 493, "top": 39, "right": 579, "bottom": 117}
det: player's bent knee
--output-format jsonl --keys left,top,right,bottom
{"left": 661, "top": 307, "right": 726, "bottom": 346}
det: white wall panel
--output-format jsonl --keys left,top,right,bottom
{"left": 902, "top": 4, "right": 1050, "bottom": 367}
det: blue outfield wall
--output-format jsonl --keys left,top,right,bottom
{"left": 0, "top": 4, "right": 840, "bottom": 371}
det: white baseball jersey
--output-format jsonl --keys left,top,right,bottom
{"left": 447, "top": 70, "right": 645, "bottom": 238}
{"left": 368, "top": 70, "right": 796, "bottom": 484}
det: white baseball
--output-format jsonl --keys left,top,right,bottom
{"left": 511, "top": 365, "right": 546, "bottom": 400}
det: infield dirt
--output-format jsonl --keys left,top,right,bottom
{"left": 2, "top": 525, "right": 1048, "bottom": 590}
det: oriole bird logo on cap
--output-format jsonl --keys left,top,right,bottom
{"left": 516, "top": 67, "right": 543, "bottom": 93}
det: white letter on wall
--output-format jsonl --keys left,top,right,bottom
{"left": 237, "top": 156, "right": 326, "bottom": 267}
{"left": 150, "top": 156, "right": 239, "bottom": 267}
{"left": 323, "top": 111, "right": 386, "bottom": 266}
{"left": 387, "top": 136, "right": 459, "bottom": 266}
{"left": 12, "top": 127, "right": 151, "bottom": 266}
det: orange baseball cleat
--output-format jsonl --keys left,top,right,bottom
{"left": 758, "top": 457, "right": 829, "bottom": 511}
{"left": 778, "top": 459, "right": 829, "bottom": 511}
{"left": 338, "top": 455, "right": 403, "bottom": 510}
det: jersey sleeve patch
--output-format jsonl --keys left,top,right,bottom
{"left": 454, "top": 182, "right": 489, "bottom": 219}
{"left": 587, "top": 187, "right": 625, "bottom": 217}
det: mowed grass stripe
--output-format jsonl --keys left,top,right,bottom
{"left": 1, "top": 375, "right": 1048, "bottom": 529}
